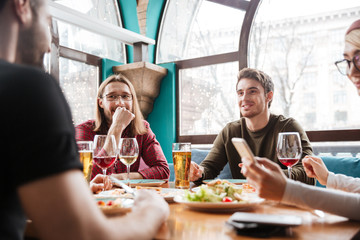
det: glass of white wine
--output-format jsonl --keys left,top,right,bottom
{"left": 118, "top": 138, "right": 139, "bottom": 186}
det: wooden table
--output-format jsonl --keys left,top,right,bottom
{"left": 25, "top": 182, "right": 360, "bottom": 239}
{"left": 156, "top": 201, "right": 360, "bottom": 240}
{"left": 156, "top": 182, "right": 360, "bottom": 240}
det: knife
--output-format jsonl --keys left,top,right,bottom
{"left": 110, "top": 176, "right": 136, "bottom": 197}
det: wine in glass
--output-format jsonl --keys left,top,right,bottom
{"left": 118, "top": 138, "right": 139, "bottom": 186}
{"left": 276, "top": 132, "right": 302, "bottom": 179}
{"left": 93, "top": 135, "right": 117, "bottom": 190}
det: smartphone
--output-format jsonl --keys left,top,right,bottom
{"left": 228, "top": 212, "right": 302, "bottom": 226}
{"left": 231, "top": 138, "right": 256, "bottom": 164}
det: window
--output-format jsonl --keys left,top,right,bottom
{"left": 49, "top": 0, "right": 124, "bottom": 126}
{"left": 52, "top": 0, "right": 125, "bottom": 62}
{"left": 333, "top": 91, "right": 347, "bottom": 105}
{"left": 249, "top": 0, "right": 360, "bottom": 131}
{"left": 305, "top": 112, "right": 316, "bottom": 125}
{"left": 59, "top": 58, "right": 98, "bottom": 125}
{"left": 334, "top": 111, "right": 347, "bottom": 123}
{"left": 179, "top": 62, "right": 239, "bottom": 135}
{"left": 157, "top": 0, "right": 246, "bottom": 63}
{"left": 301, "top": 72, "right": 317, "bottom": 90}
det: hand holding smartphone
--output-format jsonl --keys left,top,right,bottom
{"left": 231, "top": 138, "right": 257, "bottom": 164}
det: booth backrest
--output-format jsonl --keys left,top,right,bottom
{"left": 168, "top": 150, "right": 360, "bottom": 184}
{"left": 317, "top": 156, "right": 360, "bottom": 187}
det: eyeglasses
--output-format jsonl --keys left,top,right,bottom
{"left": 102, "top": 93, "right": 133, "bottom": 102}
{"left": 335, "top": 54, "right": 360, "bottom": 75}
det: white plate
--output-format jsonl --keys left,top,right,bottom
{"left": 95, "top": 189, "right": 133, "bottom": 198}
{"left": 96, "top": 188, "right": 184, "bottom": 202}
{"left": 173, "top": 195, "right": 264, "bottom": 212}
{"left": 203, "top": 179, "right": 247, "bottom": 185}
{"left": 95, "top": 197, "right": 134, "bottom": 216}
{"left": 161, "top": 189, "right": 186, "bottom": 203}
{"left": 112, "top": 179, "right": 166, "bottom": 187}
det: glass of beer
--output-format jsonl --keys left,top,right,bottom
{"left": 77, "top": 141, "right": 93, "bottom": 182}
{"left": 172, "top": 143, "right": 191, "bottom": 189}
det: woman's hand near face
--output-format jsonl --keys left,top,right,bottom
{"left": 240, "top": 157, "right": 287, "bottom": 201}
{"left": 302, "top": 156, "right": 329, "bottom": 186}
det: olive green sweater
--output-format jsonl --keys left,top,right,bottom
{"left": 200, "top": 114, "right": 314, "bottom": 185}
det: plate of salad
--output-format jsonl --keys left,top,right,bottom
{"left": 174, "top": 179, "right": 264, "bottom": 212}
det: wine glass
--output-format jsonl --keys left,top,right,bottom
{"left": 276, "top": 132, "right": 302, "bottom": 180}
{"left": 118, "top": 138, "right": 139, "bottom": 186}
{"left": 93, "top": 135, "right": 117, "bottom": 190}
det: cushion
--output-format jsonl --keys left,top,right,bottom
{"left": 316, "top": 156, "right": 360, "bottom": 187}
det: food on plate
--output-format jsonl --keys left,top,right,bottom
{"left": 135, "top": 186, "right": 162, "bottom": 193}
{"left": 96, "top": 198, "right": 123, "bottom": 210}
{"left": 110, "top": 189, "right": 126, "bottom": 195}
{"left": 185, "top": 179, "right": 246, "bottom": 203}
{"left": 242, "top": 183, "right": 256, "bottom": 193}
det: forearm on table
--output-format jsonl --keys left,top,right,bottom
{"left": 113, "top": 172, "right": 144, "bottom": 179}
{"left": 282, "top": 179, "right": 360, "bottom": 221}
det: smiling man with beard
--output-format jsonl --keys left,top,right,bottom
{"left": 190, "top": 68, "right": 314, "bottom": 185}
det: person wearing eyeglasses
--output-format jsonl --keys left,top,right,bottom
{"left": 76, "top": 74, "right": 170, "bottom": 181}
{"left": 241, "top": 19, "right": 360, "bottom": 221}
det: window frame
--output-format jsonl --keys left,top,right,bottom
{"left": 173, "top": 0, "right": 360, "bottom": 144}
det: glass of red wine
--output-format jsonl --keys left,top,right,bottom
{"left": 276, "top": 132, "right": 302, "bottom": 180}
{"left": 93, "top": 135, "right": 117, "bottom": 190}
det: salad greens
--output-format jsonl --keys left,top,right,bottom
{"left": 185, "top": 180, "right": 243, "bottom": 203}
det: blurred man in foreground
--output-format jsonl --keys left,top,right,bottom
{"left": 0, "top": 0, "right": 168, "bottom": 239}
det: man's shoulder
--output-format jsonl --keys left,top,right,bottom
{"left": 0, "top": 61, "right": 50, "bottom": 80}
{"left": 270, "top": 113, "right": 303, "bottom": 131}
{"left": 219, "top": 119, "right": 243, "bottom": 135}
{"left": 271, "top": 114, "right": 296, "bottom": 124}
{"left": 0, "top": 61, "right": 55, "bottom": 92}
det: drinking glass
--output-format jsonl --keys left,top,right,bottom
{"left": 118, "top": 138, "right": 139, "bottom": 186}
{"left": 276, "top": 132, "right": 302, "bottom": 179}
{"left": 92, "top": 135, "right": 117, "bottom": 190}
{"left": 172, "top": 143, "right": 191, "bottom": 189}
{"left": 77, "top": 141, "right": 93, "bottom": 182}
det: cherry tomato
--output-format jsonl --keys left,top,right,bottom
{"left": 107, "top": 200, "right": 113, "bottom": 206}
{"left": 97, "top": 200, "right": 105, "bottom": 206}
{"left": 222, "top": 197, "right": 233, "bottom": 202}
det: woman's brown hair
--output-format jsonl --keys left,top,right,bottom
{"left": 94, "top": 74, "right": 147, "bottom": 137}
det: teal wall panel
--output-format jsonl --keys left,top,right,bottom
{"left": 146, "top": 0, "right": 165, "bottom": 63}
{"left": 118, "top": 0, "right": 165, "bottom": 63}
{"left": 118, "top": 0, "right": 140, "bottom": 63}
{"left": 147, "top": 63, "right": 176, "bottom": 163}
{"left": 101, "top": 59, "right": 123, "bottom": 81}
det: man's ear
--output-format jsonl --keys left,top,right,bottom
{"left": 13, "top": 0, "right": 32, "bottom": 24}
{"left": 266, "top": 91, "right": 274, "bottom": 102}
